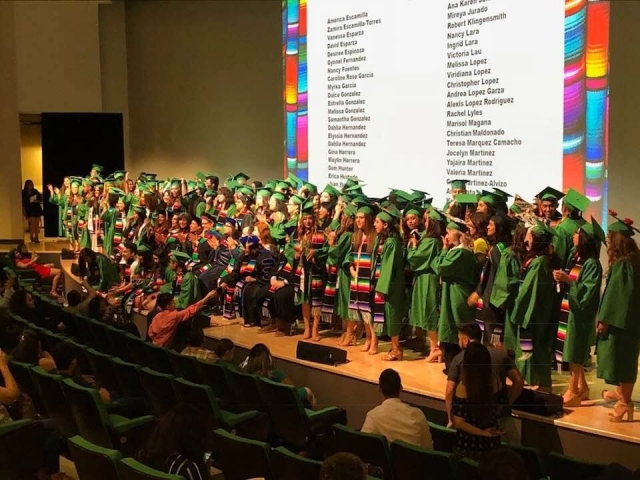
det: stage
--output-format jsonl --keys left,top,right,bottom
{"left": 57, "top": 255, "right": 640, "bottom": 468}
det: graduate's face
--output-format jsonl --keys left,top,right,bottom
{"left": 573, "top": 229, "right": 581, "bottom": 248}
{"left": 170, "top": 184, "right": 180, "bottom": 196}
{"left": 178, "top": 217, "right": 188, "bottom": 229}
{"left": 235, "top": 198, "right": 245, "bottom": 210}
{"left": 171, "top": 217, "right": 179, "bottom": 228}
{"left": 71, "top": 185, "right": 79, "bottom": 195}
{"left": 205, "top": 179, "right": 213, "bottom": 189}
{"left": 374, "top": 217, "right": 387, "bottom": 234}
{"left": 83, "top": 185, "right": 91, "bottom": 194}
{"left": 216, "top": 193, "right": 226, "bottom": 203}
{"left": 465, "top": 220, "right": 477, "bottom": 236}
{"left": 190, "top": 221, "right": 200, "bottom": 233}
{"left": 268, "top": 197, "right": 277, "bottom": 211}
{"left": 446, "top": 229, "right": 460, "bottom": 246}
{"left": 318, "top": 206, "right": 329, "bottom": 220}
{"left": 117, "top": 200, "right": 126, "bottom": 211}
{"left": 487, "top": 220, "right": 496, "bottom": 237}
{"left": 320, "top": 192, "right": 331, "bottom": 204}
{"left": 458, "top": 333, "right": 471, "bottom": 350}
{"left": 170, "top": 259, "right": 178, "bottom": 271}
{"left": 223, "top": 224, "right": 234, "bottom": 236}
{"left": 355, "top": 213, "right": 366, "bottom": 230}
{"left": 238, "top": 177, "right": 247, "bottom": 186}
{"left": 405, "top": 214, "right": 419, "bottom": 230}
{"left": 90, "top": 169, "right": 97, "bottom": 178}
{"left": 25, "top": 293, "right": 35, "bottom": 309}
{"left": 541, "top": 200, "right": 557, "bottom": 220}
{"left": 302, "top": 215, "right": 315, "bottom": 229}
{"left": 122, "top": 247, "right": 134, "bottom": 260}
{"left": 476, "top": 200, "right": 489, "bottom": 214}
{"left": 163, "top": 192, "right": 171, "bottom": 203}
{"left": 201, "top": 218, "right": 212, "bottom": 231}
{"left": 287, "top": 202, "right": 298, "bottom": 215}
{"left": 158, "top": 214, "right": 166, "bottom": 225}
{"left": 525, "top": 228, "right": 534, "bottom": 251}
{"left": 451, "top": 187, "right": 466, "bottom": 197}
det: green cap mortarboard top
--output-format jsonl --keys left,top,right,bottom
{"left": 390, "top": 189, "right": 414, "bottom": 204}
{"left": 145, "top": 173, "right": 158, "bottom": 182}
{"left": 94, "top": 182, "right": 104, "bottom": 189}
{"left": 256, "top": 189, "right": 272, "bottom": 199}
{"left": 226, "top": 180, "right": 241, "bottom": 191}
{"left": 109, "top": 187, "right": 124, "bottom": 196}
{"left": 70, "top": 177, "right": 82, "bottom": 187}
{"left": 233, "top": 172, "right": 250, "bottom": 182}
{"left": 343, "top": 176, "right": 361, "bottom": 190}
{"left": 447, "top": 219, "right": 468, "bottom": 233}
{"left": 340, "top": 193, "right": 354, "bottom": 204}
{"left": 265, "top": 180, "right": 277, "bottom": 189}
{"left": 113, "top": 170, "right": 126, "bottom": 181}
{"left": 285, "top": 172, "right": 301, "bottom": 189}
{"left": 343, "top": 204, "right": 357, "bottom": 218}
{"left": 531, "top": 220, "right": 557, "bottom": 238}
{"left": 170, "top": 250, "right": 191, "bottom": 264}
{"left": 237, "top": 186, "right": 254, "bottom": 197}
{"left": 323, "top": 184, "right": 341, "bottom": 198}
{"left": 82, "top": 178, "right": 93, "bottom": 187}
{"left": 134, "top": 206, "right": 146, "bottom": 215}
{"left": 170, "top": 178, "right": 181, "bottom": 187}
{"left": 422, "top": 197, "right": 434, "bottom": 207}
{"left": 204, "top": 189, "right": 216, "bottom": 197}
{"left": 289, "top": 194, "right": 306, "bottom": 206}
{"left": 271, "top": 192, "right": 287, "bottom": 203}
{"left": 448, "top": 179, "right": 469, "bottom": 190}
{"left": 302, "top": 182, "right": 317, "bottom": 194}
{"left": 195, "top": 172, "right": 206, "bottom": 181}
{"left": 377, "top": 204, "right": 402, "bottom": 224}
{"left": 410, "top": 189, "right": 430, "bottom": 202}
{"left": 276, "top": 182, "right": 290, "bottom": 192}
{"left": 582, "top": 216, "right": 606, "bottom": 244}
{"left": 91, "top": 164, "right": 103, "bottom": 173}
{"left": 479, "top": 191, "right": 499, "bottom": 205}
{"left": 404, "top": 203, "right": 425, "bottom": 218}
{"left": 492, "top": 188, "right": 512, "bottom": 201}
{"left": 536, "top": 186, "right": 565, "bottom": 203}
{"left": 185, "top": 180, "right": 196, "bottom": 190}
{"left": 196, "top": 182, "right": 206, "bottom": 191}
{"left": 104, "top": 181, "right": 114, "bottom": 188}
{"left": 510, "top": 203, "right": 522, "bottom": 214}
{"left": 563, "top": 188, "right": 590, "bottom": 213}
{"left": 301, "top": 200, "right": 316, "bottom": 215}
{"left": 456, "top": 193, "right": 479, "bottom": 205}
{"left": 137, "top": 244, "right": 152, "bottom": 254}
{"left": 342, "top": 184, "right": 365, "bottom": 194}
{"left": 356, "top": 200, "right": 374, "bottom": 216}
{"left": 607, "top": 209, "right": 639, "bottom": 237}
{"left": 427, "top": 207, "right": 447, "bottom": 222}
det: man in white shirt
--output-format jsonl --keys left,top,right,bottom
{"left": 361, "top": 369, "right": 432, "bottom": 449}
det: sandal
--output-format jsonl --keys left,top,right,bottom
{"left": 382, "top": 349, "right": 404, "bottom": 361}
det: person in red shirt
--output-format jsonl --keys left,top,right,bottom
{"left": 149, "top": 290, "right": 216, "bottom": 347}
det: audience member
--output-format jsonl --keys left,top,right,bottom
{"left": 88, "top": 296, "right": 109, "bottom": 322}
{"left": 65, "top": 279, "right": 96, "bottom": 318}
{"left": 181, "top": 328, "right": 216, "bottom": 363}
{"left": 11, "top": 329, "right": 56, "bottom": 372}
{"left": 138, "top": 404, "right": 208, "bottom": 479}
{"left": 214, "top": 338, "right": 236, "bottom": 369}
{"left": 361, "top": 368, "right": 432, "bottom": 449}
{"left": 0, "top": 349, "right": 19, "bottom": 421}
{"left": 0, "top": 272, "right": 15, "bottom": 310}
{"left": 148, "top": 291, "right": 216, "bottom": 348}
{"left": 477, "top": 448, "right": 528, "bottom": 480}
{"left": 446, "top": 323, "right": 524, "bottom": 444}
{"left": 320, "top": 453, "right": 367, "bottom": 480}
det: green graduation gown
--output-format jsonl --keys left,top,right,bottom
{"left": 407, "top": 236, "right": 442, "bottom": 331}
{"left": 553, "top": 217, "right": 585, "bottom": 268}
{"left": 95, "top": 255, "right": 120, "bottom": 293}
{"left": 596, "top": 255, "right": 640, "bottom": 385}
{"left": 512, "top": 255, "right": 557, "bottom": 388}
{"left": 327, "top": 231, "right": 353, "bottom": 319}
{"left": 77, "top": 203, "right": 91, "bottom": 249}
{"left": 562, "top": 257, "right": 602, "bottom": 364}
{"left": 101, "top": 207, "right": 117, "bottom": 257}
{"left": 175, "top": 271, "right": 201, "bottom": 310}
{"left": 435, "top": 246, "right": 476, "bottom": 344}
{"left": 49, "top": 192, "right": 67, "bottom": 237}
{"left": 374, "top": 235, "right": 406, "bottom": 337}
{"left": 490, "top": 247, "right": 522, "bottom": 351}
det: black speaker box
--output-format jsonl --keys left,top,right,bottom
{"left": 513, "top": 388, "right": 564, "bottom": 417}
{"left": 61, "top": 248, "right": 76, "bottom": 260}
{"left": 296, "top": 341, "right": 348, "bottom": 366}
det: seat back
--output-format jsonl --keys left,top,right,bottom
{"left": 0, "top": 419, "right": 46, "bottom": 479}
{"left": 118, "top": 458, "right": 185, "bottom": 480}
{"left": 428, "top": 421, "right": 456, "bottom": 453}
{"left": 88, "top": 318, "right": 111, "bottom": 351}
{"left": 259, "top": 377, "right": 308, "bottom": 447}
{"left": 110, "top": 357, "right": 147, "bottom": 399}
{"left": 85, "top": 348, "right": 121, "bottom": 393}
{"left": 124, "top": 333, "right": 148, "bottom": 366}
{"left": 456, "top": 458, "right": 480, "bottom": 480}
{"left": 545, "top": 451, "right": 605, "bottom": 480}
{"left": 8, "top": 361, "right": 46, "bottom": 415}
{"left": 172, "top": 377, "right": 221, "bottom": 437}
{"left": 212, "top": 428, "right": 273, "bottom": 480}
{"left": 143, "top": 342, "right": 173, "bottom": 374}
{"left": 105, "top": 326, "right": 132, "bottom": 362}
{"left": 167, "top": 350, "right": 199, "bottom": 382}
{"left": 139, "top": 367, "right": 178, "bottom": 417}
{"left": 31, "top": 367, "right": 78, "bottom": 438}
{"left": 225, "top": 368, "right": 265, "bottom": 413}
{"left": 68, "top": 435, "right": 123, "bottom": 480}
{"left": 271, "top": 446, "right": 322, "bottom": 480}
{"left": 501, "top": 444, "right": 546, "bottom": 480}
{"left": 390, "top": 440, "right": 454, "bottom": 480}
{"left": 194, "top": 360, "right": 236, "bottom": 409}
{"left": 62, "top": 378, "right": 114, "bottom": 449}
{"left": 332, "top": 424, "right": 393, "bottom": 480}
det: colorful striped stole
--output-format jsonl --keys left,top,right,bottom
{"left": 348, "top": 236, "right": 372, "bottom": 323}
{"left": 518, "top": 258, "right": 534, "bottom": 355}
{"left": 475, "top": 242, "right": 506, "bottom": 341}
{"left": 320, "top": 263, "right": 338, "bottom": 323}
{"left": 261, "top": 258, "right": 291, "bottom": 318}
{"left": 65, "top": 206, "right": 74, "bottom": 238}
{"left": 555, "top": 259, "right": 583, "bottom": 363}
{"left": 113, "top": 213, "right": 124, "bottom": 247}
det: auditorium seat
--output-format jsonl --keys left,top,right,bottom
{"left": 212, "top": 428, "right": 274, "bottom": 480}
{"left": 85, "top": 348, "right": 121, "bottom": 393}
{"left": 61, "top": 378, "right": 155, "bottom": 455}
{"left": 456, "top": 458, "right": 480, "bottom": 480}
{"left": 167, "top": 349, "right": 199, "bottom": 382}
{"left": 271, "top": 446, "right": 323, "bottom": 480}
{"left": 123, "top": 332, "right": 149, "bottom": 366}
{"left": 105, "top": 325, "right": 133, "bottom": 362}
{"left": 0, "top": 419, "right": 46, "bottom": 479}
{"left": 332, "top": 423, "right": 393, "bottom": 480}
{"left": 501, "top": 443, "right": 546, "bottom": 480}
{"left": 31, "top": 366, "right": 79, "bottom": 439}
{"left": 88, "top": 318, "right": 112, "bottom": 351}
{"left": 225, "top": 368, "right": 266, "bottom": 413}
{"left": 390, "top": 440, "right": 455, "bottom": 480}
{"left": 110, "top": 357, "right": 147, "bottom": 399}
{"left": 545, "top": 451, "right": 606, "bottom": 479}
{"left": 8, "top": 360, "right": 46, "bottom": 415}
{"left": 118, "top": 458, "right": 185, "bottom": 480}
{"left": 259, "top": 377, "right": 346, "bottom": 452}
{"left": 194, "top": 360, "right": 236, "bottom": 410}
{"left": 142, "top": 342, "right": 174, "bottom": 374}
{"left": 68, "top": 435, "right": 123, "bottom": 480}
{"left": 428, "top": 421, "right": 456, "bottom": 453}
{"left": 138, "top": 367, "right": 179, "bottom": 417}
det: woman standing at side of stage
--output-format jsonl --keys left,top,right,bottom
{"left": 596, "top": 212, "right": 640, "bottom": 423}
{"left": 407, "top": 207, "right": 445, "bottom": 362}
{"left": 552, "top": 217, "right": 603, "bottom": 406}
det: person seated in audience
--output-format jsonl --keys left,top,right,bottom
{"left": 0, "top": 348, "right": 19, "bottom": 416}
{"left": 138, "top": 404, "right": 208, "bottom": 479}
{"left": 450, "top": 342, "right": 505, "bottom": 460}
{"left": 446, "top": 323, "right": 524, "bottom": 444}
{"left": 477, "top": 448, "right": 528, "bottom": 480}
{"left": 10, "top": 289, "right": 61, "bottom": 332}
{"left": 214, "top": 338, "right": 236, "bottom": 369}
{"left": 88, "top": 295, "right": 110, "bottom": 322}
{"left": 78, "top": 247, "right": 120, "bottom": 293}
{"left": 241, "top": 343, "right": 316, "bottom": 407}
{"left": 148, "top": 291, "right": 216, "bottom": 348}
{"left": 11, "top": 329, "right": 56, "bottom": 372}
{"left": 0, "top": 272, "right": 15, "bottom": 310}
{"left": 64, "top": 278, "right": 96, "bottom": 318}
{"left": 181, "top": 328, "right": 216, "bottom": 363}
{"left": 361, "top": 368, "right": 432, "bottom": 449}
{"left": 320, "top": 453, "right": 367, "bottom": 480}
{"left": 13, "top": 242, "right": 62, "bottom": 298}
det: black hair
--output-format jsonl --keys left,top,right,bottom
{"left": 577, "top": 228, "right": 600, "bottom": 261}
{"left": 157, "top": 293, "right": 174, "bottom": 310}
{"left": 458, "top": 323, "right": 483, "bottom": 342}
{"left": 320, "top": 453, "right": 367, "bottom": 480}
{"left": 206, "top": 175, "right": 219, "bottom": 191}
{"left": 51, "top": 342, "right": 80, "bottom": 371}
{"left": 214, "top": 338, "right": 235, "bottom": 359}
{"left": 78, "top": 248, "right": 97, "bottom": 277}
{"left": 490, "top": 212, "right": 512, "bottom": 245}
{"left": 67, "top": 290, "right": 83, "bottom": 307}
{"left": 461, "top": 342, "right": 494, "bottom": 424}
{"left": 379, "top": 368, "right": 402, "bottom": 398}
{"left": 88, "top": 296, "right": 108, "bottom": 321}
{"left": 12, "top": 329, "right": 41, "bottom": 365}
{"left": 187, "top": 328, "right": 205, "bottom": 347}
{"left": 478, "top": 448, "right": 528, "bottom": 480}
{"left": 9, "top": 289, "right": 33, "bottom": 315}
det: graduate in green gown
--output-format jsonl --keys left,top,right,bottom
{"left": 512, "top": 222, "right": 561, "bottom": 390}
{"left": 553, "top": 189, "right": 590, "bottom": 269}
{"left": 436, "top": 220, "right": 477, "bottom": 368}
{"left": 552, "top": 216, "right": 604, "bottom": 407}
{"left": 596, "top": 211, "right": 640, "bottom": 423}
{"left": 407, "top": 207, "right": 445, "bottom": 362}
{"left": 168, "top": 250, "right": 202, "bottom": 310}
{"left": 372, "top": 207, "right": 406, "bottom": 361}
{"left": 79, "top": 248, "right": 120, "bottom": 293}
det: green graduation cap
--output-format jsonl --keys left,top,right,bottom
{"left": 404, "top": 203, "right": 425, "bottom": 218}
{"left": 343, "top": 204, "right": 357, "bottom": 219}
{"left": 91, "top": 164, "right": 104, "bottom": 173}
{"left": 204, "top": 189, "right": 216, "bottom": 197}
{"left": 237, "top": 186, "right": 254, "bottom": 197}
{"left": 447, "top": 219, "right": 468, "bottom": 233}
{"left": 537, "top": 186, "right": 564, "bottom": 203}
{"left": 186, "top": 180, "right": 197, "bottom": 190}
{"left": 109, "top": 187, "right": 124, "bottom": 196}
{"left": 170, "top": 250, "right": 191, "bottom": 264}
{"left": 456, "top": 193, "right": 479, "bottom": 205}
{"left": 265, "top": 180, "right": 277, "bottom": 190}
{"left": 195, "top": 172, "right": 206, "bottom": 181}
{"left": 286, "top": 172, "right": 302, "bottom": 189}
{"left": 563, "top": 188, "right": 590, "bottom": 213}
{"left": 134, "top": 206, "right": 147, "bottom": 215}
{"left": 256, "top": 189, "right": 272, "bottom": 198}
{"left": 275, "top": 182, "right": 290, "bottom": 193}
{"left": 300, "top": 200, "right": 315, "bottom": 215}
{"left": 391, "top": 189, "right": 414, "bottom": 204}
{"left": 410, "top": 189, "right": 430, "bottom": 202}
{"left": 356, "top": 200, "right": 374, "bottom": 216}
{"left": 233, "top": 172, "right": 250, "bottom": 182}
{"left": 70, "top": 177, "right": 82, "bottom": 187}
{"left": 377, "top": 205, "right": 401, "bottom": 224}
{"left": 343, "top": 184, "right": 365, "bottom": 194}
{"left": 145, "top": 173, "right": 158, "bottom": 182}
{"left": 113, "top": 170, "right": 126, "bottom": 181}
{"left": 343, "top": 176, "right": 359, "bottom": 189}
{"left": 82, "top": 178, "right": 93, "bottom": 187}
{"left": 582, "top": 216, "right": 606, "bottom": 244}
{"left": 271, "top": 192, "right": 287, "bottom": 203}
{"left": 492, "top": 188, "right": 512, "bottom": 202}
{"left": 323, "top": 184, "right": 341, "bottom": 198}
{"left": 137, "top": 243, "right": 152, "bottom": 254}
{"left": 531, "top": 220, "right": 556, "bottom": 238}
{"left": 448, "top": 179, "right": 469, "bottom": 190}
{"left": 479, "top": 191, "right": 499, "bottom": 206}
{"left": 607, "top": 209, "right": 639, "bottom": 237}
{"left": 290, "top": 194, "right": 306, "bottom": 206}
{"left": 427, "top": 206, "right": 447, "bottom": 222}
{"left": 510, "top": 203, "right": 522, "bottom": 214}
{"left": 170, "top": 178, "right": 182, "bottom": 187}
{"left": 302, "top": 182, "right": 317, "bottom": 194}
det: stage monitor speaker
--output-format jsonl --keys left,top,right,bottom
{"left": 513, "top": 388, "right": 563, "bottom": 417}
{"left": 296, "top": 341, "right": 348, "bottom": 366}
